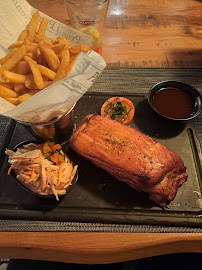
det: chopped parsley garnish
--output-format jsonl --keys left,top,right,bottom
{"left": 111, "top": 101, "right": 128, "bottom": 119}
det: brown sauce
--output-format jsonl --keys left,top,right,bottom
{"left": 152, "top": 87, "right": 195, "bottom": 119}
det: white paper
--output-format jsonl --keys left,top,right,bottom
{"left": 0, "top": 0, "right": 106, "bottom": 124}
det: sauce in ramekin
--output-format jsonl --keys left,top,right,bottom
{"left": 152, "top": 87, "right": 195, "bottom": 119}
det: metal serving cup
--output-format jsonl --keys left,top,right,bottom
{"left": 148, "top": 81, "right": 202, "bottom": 121}
{"left": 19, "top": 104, "right": 76, "bottom": 144}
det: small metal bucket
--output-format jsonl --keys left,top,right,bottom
{"left": 19, "top": 104, "right": 76, "bottom": 144}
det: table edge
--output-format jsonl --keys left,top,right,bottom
{"left": 0, "top": 232, "right": 202, "bottom": 264}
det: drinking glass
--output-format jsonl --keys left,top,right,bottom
{"left": 64, "top": 0, "right": 109, "bottom": 55}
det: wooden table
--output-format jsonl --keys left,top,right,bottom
{"left": 0, "top": 0, "right": 202, "bottom": 265}
{"left": 29, "top": 0, "right": 202, "bottom": 68}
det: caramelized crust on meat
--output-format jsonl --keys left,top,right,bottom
{"left": 69, "top": 114, "right": 188, "bottom": 206}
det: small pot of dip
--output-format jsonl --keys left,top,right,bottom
{"left": 148, "top": 81, "right": 201, "bottom": 121}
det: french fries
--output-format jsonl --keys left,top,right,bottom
{"left": 35, "top": 18, "right": 49, "bottom": 42}
{"left": 0, "top": 10, "right": 92, "bottom": 106}
{"left": 8, "top": 41, "right": 23, "bottom": 49}
{"left": 38, "top": 43, "right": 60, "bottom": 72}
{"left": 24, "top": 56, "right": 45, "bottom": 89}
{"left": 18, "top": 90, "right": 39, "bottom": 103}
{"left": 0, "top": 85, "right": 18, "bottom": 99}
{"left": 16, "top": 61, "right": 30, "bottom": 75}
{"left": 26, "top": 10, "right": 40, "bottom": 42}
{"left": 3, "top": 70, "right": 30, "bottom": 84}
{"left": 53, "top": 46, "right": 70, "bottom": 83}
{"left": 0, "top": 48, "right": 18, "bottom": 65}
{"left": 5, "top": 97, "right": 20, "bottom": 106}
{"left": 18, "top": 30, "right": 28, "bottom": 42}
{"left": 38, "top": 65, "right": 56, "bottom": 80}
{"left": 14, "top": 83, "right": 26, "bottom": 94}
{"left": 2, "top": 45, "right": 27, "bottom": 71}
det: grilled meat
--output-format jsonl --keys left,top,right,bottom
{"left": 69, "top": 114, "right": 188, "bottom": 206}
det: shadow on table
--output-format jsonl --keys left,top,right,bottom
{"left": 167, "top": 49, "right": 202, "bottom": 68}
{"left": 134, "top": 98, "right": 187, "bottom": 139}
{"left": 5, "top": 253, "right": 202, "bottom": 270}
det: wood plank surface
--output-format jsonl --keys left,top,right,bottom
{"left": 27, "top": 0, "right": 202, "bottom": 68}
{"left": 0, "top": 0, "right": 202, "bottom": 265}
{"left": 0, "top": 232, "right": 202, "bottom": 264}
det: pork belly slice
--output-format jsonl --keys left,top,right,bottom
{"left": 69, "top": 114, "right": 188, "bottom": 206}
